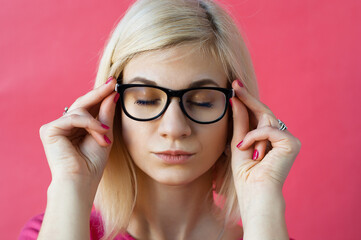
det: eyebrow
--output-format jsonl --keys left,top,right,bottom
{"left": 127, "top": 77, "right": 220, "bottom": 88}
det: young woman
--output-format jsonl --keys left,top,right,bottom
{"left": 20, "top": 0, "right": 300, "bottom": 239}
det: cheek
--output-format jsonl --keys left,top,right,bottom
{"left": 198, "top": 118, "right": 229, "bottom": 158}
{"left": 121, "top": 113, "right": 157, "bottom": 163}
{"left": 121, "top": 113, "right": 141, "bottom": 153}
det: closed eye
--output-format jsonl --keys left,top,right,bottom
{"left": 135, "top": 99, "right": 161, "bottom": 105}
{"left": 186, "top": 100, "right": 213, "bottom": 108}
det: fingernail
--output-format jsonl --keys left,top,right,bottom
{"left": 104, "top": 135, "right": 111, "bottom": 144}
{"left": 101, "top": 123, "right": 109, "bottom": 129}
{"left": 229, "top": 98, "right": 233, "bottom": 107}
{"left": 114, "top": 93, "right": 120, "bottom": 103}
{"left": 252, "top": 149, "right": 259, "bottom": 160}
{"left": 236, "top": 79, "right": 244, "bottom": 87}
{"left": 237, "top": 140, "right": 243, "bottom": 148}
{"left": 106, "top": 76, "right": 114, "bottom": 84}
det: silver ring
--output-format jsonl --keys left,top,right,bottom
{"left": 278, "top": 119, "right": 287, "bottom": 131}
{"left": 63, "top": 107, "right": 69, "bottom": 115}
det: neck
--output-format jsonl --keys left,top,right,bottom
{"left": 127, "top": 167, "right": 223, "bottom": 240}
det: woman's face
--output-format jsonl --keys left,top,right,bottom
{"left": 121, "top": 45, "right": 230, "bottom": 186}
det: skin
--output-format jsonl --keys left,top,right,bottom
{"left": 121, "top": 45, "right": 242, "bottom": 239}
{"left": 37, "top": 45, "right": 301, "bottom": 240}
{"left": 121, "top": 46, "right": 230, "bottom": 186}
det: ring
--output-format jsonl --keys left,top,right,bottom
{"left": 63, "top": 107, "right": 69, "bottom": 115}
{"left": 278, "top": 119, "right": 287, "bottom": 131}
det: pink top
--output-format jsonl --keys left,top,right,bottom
{"left": 19, "top": 211, "right": 294, "bottom": 239}
{"left": 19, "top": 211, "right": 134, "bottom": 240}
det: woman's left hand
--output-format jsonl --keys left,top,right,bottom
{"left": 230, "top": 79, "right": 301, "bottom": 192}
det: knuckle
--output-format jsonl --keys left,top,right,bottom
{"left": 68, "top": 106, "right": 92, "bottom": 117}
{"left": 72, "top": 96, "right": 85, "bottom": 109}
{"left": 283, "top": 144, "right": 294, "bottom": 154}
{"left": 39, "top": 122, "right": 58, "bottom": 144}
{"left": 265, "top": 111, "right": 276, "bottom": 121}
{"left": 74, "top": 107, "right": 87, "bottom": 115}
{"left": 262, "top": 125, "right": 274, "bottom": 133}
{"left": 284, "top": 136, "right": 301, "bottom": 154}
{"left": 260, "top": 112, "right": 276, "bottom": 125}
{"left": 294, "top": 137, "right": 302, "bottom": 150}
{"left": 87, "top": 117, "right": 97, "bottom": 128}
{"left": 39, "top": 124, "right": 48, "bottom": 139}
{"left": 67, "top": 114, "right": 79, "bottom": 125}
{"left": 73, "top": 96, "right": 82, "bottom": 105}
{"left": 259, "top": 113, "right": 269, "bottom": 121}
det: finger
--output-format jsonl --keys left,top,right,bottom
{"left": 68, "top": 76, "right": 116, "bottom": 112}
{"left": 232, "top": 80, "right": 280, "bottom": 161}
{"left": 97, "top": 91, "right": 119, "bottom": 143}
{"left": 42, "top": 114, "right": 111, "bottom": 147}
{"left": 230, "top": 96, "right": 253, "bottom": 163}
{"left": 237, "top": 126, "right": 294, "bottom": 155}
{"left": 67, "top": 108, "right": 113, "bottom": 147}
{"left": 232, "top": 79, "right": 274, "bottom": 118}
{"left": 252, "top": 114, "right": 276, "bottom": 161}
{"left": 237, "top": 126, "right": 301, "bottom": 178}
{"left": 252, "top": 141, "right": 266, "bottom": 161}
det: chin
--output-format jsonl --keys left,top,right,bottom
{"left": 154, "top": 175, "right": 196, "bottom": 187}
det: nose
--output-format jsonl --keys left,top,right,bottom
{"left": 158, "top": 98, "right": 192, "bottom": 139}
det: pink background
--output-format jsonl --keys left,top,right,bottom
{"left": 1, "top": 0, "right": 360, "bottom": 239}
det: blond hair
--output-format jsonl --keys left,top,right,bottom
{"left": 93, "top": 0, "right": 258, "bottom": 239}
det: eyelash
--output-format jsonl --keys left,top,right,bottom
{"left": 135, "top": 99, "right": 160, "bottom": 105}
{"left": 186, "top": 100, "right": 213, "bottom": 108}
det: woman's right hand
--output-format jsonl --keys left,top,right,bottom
{"left": 39, "top": 77, "right": 118, "bottom": 188}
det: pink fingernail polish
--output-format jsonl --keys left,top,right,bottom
{"left": 104, "top": 135, "right": 111, "bottom": 144}
{"left": 114, "top": 93, "right": 120, "bottom": 103}
{"left": 236, "top": 79, "right": 244, "bottom": 87}
{"left": 237, "top": 140, "right": 243, "bottom": 148}
{"left": 101, "top": 123, "right": 109, "bottom": 129}
{"left": 106, "top": 76, "right": 114, "bottom": 84}
{"left": 229, "top": 98, "right": 233, "bottom": 107}
{"left": 252, "top": 149, "right": 259, "bottom": 160}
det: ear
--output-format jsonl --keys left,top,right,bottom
{"left": 224, "top": 143, "right": 231, "bottom": 157}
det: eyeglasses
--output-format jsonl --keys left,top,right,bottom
{"left": 115, "top": 83, "right": 234, "bottom": 124}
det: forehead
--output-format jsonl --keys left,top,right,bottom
{"left": 122, "top": 45, "right": 228, "bottom": 88}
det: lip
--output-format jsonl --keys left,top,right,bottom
{"left": 153, "top": 150, "right": 195, "bottom": 164}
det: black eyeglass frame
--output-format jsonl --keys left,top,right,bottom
{"left": 115, "top": 83, "right": 235, "bottom": 124}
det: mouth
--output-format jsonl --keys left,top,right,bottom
{"left": 153, "top": 150, "right": 195, "bottom": 164}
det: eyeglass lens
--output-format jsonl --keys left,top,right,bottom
{"left": 122, "top": 86, "right": 227, "bottom": 122}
